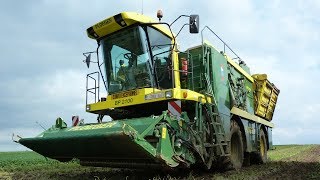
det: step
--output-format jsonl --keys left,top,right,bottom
{"left": 204, "top": 143, "right": 214, "bottom": 147}
{"left": 213, "top": 132, "right": 225, "bottom": 135}
{"left": 213, "top": 143, "right": 228, "bottom": 146}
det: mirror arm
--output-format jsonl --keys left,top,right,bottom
{"left": 83, "top": 51, "right": 96, "bottom": 56}
{"left": 169, "top": 15, "right": 190, "bottom": 27}
{"left": 83, "top": 51, "right": 98, "bottom": 64}
{"left": 175, "top": 23, "right": 190, "bottom": 39}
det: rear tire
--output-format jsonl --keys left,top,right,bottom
{"left": 229, "top": 121, "right": 244, "bottom": 170}
{"left": 252, "top": 129, "right": 268, "bottom": 164}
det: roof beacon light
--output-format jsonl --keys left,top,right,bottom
{"left": 157, "top": 10, "right": 163, "bottom": 21}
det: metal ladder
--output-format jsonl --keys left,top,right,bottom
{"left": 203, "top": 83, "right": 229, "bottom": 156}
{"left": 202, "top": 45, "right": 230, "bottom": 156}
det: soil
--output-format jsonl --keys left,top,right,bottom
{"left": 91, "top": 145, "right": 320, "bottom": 180}
{"left": 3, "top": 145, "right": 320, "bottom": 180}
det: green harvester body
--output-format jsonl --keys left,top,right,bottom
{"left": 18, "top": 12, "right": 279, "bottom": 170}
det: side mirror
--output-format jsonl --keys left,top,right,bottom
{"left": 189, "top": 15, "right": 199, "bottom": 34}
{"left": 85, "top": 54, "right": 91, "bottom": 68}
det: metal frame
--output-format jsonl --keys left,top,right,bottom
{"left": 86, "top": 71, "right": 100, "bottom": 106}
{"left": 201, "top": 26, "right": 242, "bottom": 61}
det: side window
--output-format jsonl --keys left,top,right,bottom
{"left": 147, "top": 27, "right": 173, "bottom": 89}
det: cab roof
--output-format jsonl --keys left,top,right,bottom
{"left": 87, "top": 12, "right": 173, "bottom": 40}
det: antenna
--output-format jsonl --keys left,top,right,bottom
{"left": 36, "top": 121, "right": 46, "bottom": 130}
{"left": 141, "top": 0, "right": 144, "bottom": 14}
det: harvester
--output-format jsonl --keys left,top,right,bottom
{"left": 16, "top": 11, "right": 280, "bottom": 170}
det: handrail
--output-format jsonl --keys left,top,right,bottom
{"left": 201, "top": 26, "right": 242, "bottom": 61}
{"left": 86, "top": 71, "right": 100, "bottom": 106}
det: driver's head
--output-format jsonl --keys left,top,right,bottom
{"left": 119, "top": 60, "right": 124, "bottom": 66}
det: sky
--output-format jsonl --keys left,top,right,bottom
{"left": 0, "top": 0, "right": 319, "bottom": 151}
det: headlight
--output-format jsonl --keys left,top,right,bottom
{"left": 86, "top": 105, "right": 91, "bottom": 111}
{"left": 165, "top": 90, "right": 173, "bottom": 98}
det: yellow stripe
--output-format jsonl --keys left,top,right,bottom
{"left": 225, "top": 56, "right": 254, "bottom": 82}
{"left": 87, "top": 88, "right": 210, "bottom": 112}
{"left": 230, "top": 107, "right": 274, "bottom": 128}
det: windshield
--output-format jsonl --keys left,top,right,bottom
{"left": 101, "top": 26, "right": 153, "bottom": 94}
{"left": 100, "top": 25, "right": 173, "bottom": 94}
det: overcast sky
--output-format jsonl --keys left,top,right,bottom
{"left": 1, "top": 0, "right": 319, "bottom": 151}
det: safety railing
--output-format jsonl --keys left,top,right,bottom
{"left": 86, "top": 71, "right": 100, "bottom": 106}
{"left": 201, "top": 26, "right": 242, "bottom": 61}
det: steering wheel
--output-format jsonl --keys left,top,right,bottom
{"left": 124, "top": 52, "right": 134, "bottom": 60}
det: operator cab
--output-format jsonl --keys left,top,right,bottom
{"left": 84, "top": 12, "right": 200, "bottom": 120}
{"left": 101, "top": 25, "right": 173, "bottom": 94}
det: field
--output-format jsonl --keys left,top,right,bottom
{"left": 0, "top": 145, "right": 320, "bottom": 180}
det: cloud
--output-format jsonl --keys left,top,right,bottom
{"left": 273, "top": 126, "right": 320, "bottom": 145}
{"left": 0, "top": 69, "right": 97, "bottom": 128}
{"left": 0, "top": 68, "right": 99, "bottom": 151}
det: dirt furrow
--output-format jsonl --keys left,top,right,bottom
{"left": 283, "top": 145, "right": 320, "bottom": 162}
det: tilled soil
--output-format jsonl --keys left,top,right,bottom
{"left": 3, "top": 145, "right": 320, "bottom": 180}
{"left": 197, "top": 145, "right": 320, "bottom": 180}
{"left": 283, "top": 145, "right": 320, "bottom": 162}
{"left": 91, "top": 145, "right": 320, "bottom": 180}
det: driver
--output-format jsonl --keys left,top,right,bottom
{"left": 117, "top": 60, "right": 126, "bottom": 83}
{"left": 126, "top": 58, "right": 137, "bottom": 88}
{"left": 117, "top": 57, "right": 137, "bottom": 89}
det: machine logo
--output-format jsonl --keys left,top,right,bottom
{"left": 220, "top": 64, "right": 224, "bottom": 81}
{"left": 68, "top": 121, "right": 117, "bottom": 131}
{"left": 112, "top": 90, "right": 138, "bottom": 99}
